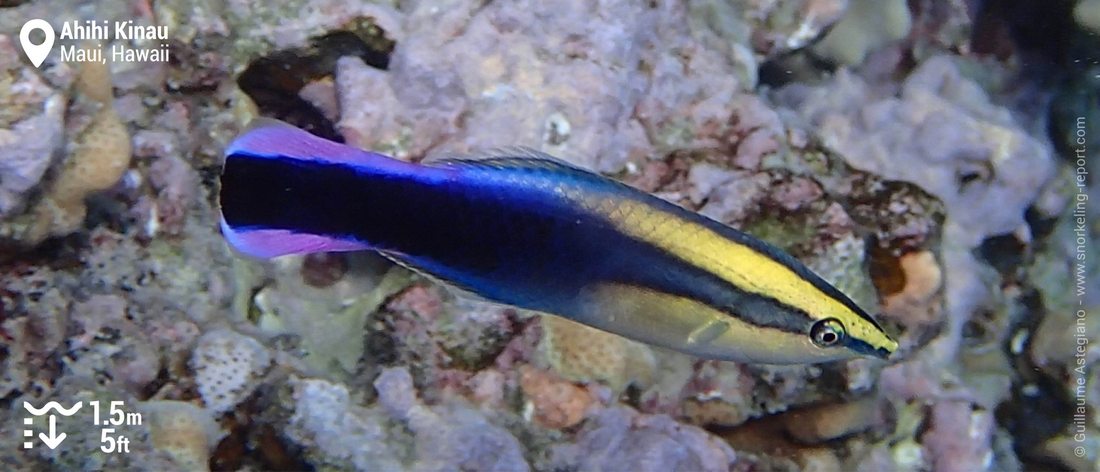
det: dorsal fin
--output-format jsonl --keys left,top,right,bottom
{"left": 428, "top": 146, "right": 592, "bottom": 173}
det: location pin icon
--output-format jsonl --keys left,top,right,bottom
{"left": 19, "top": 19, "right": 55, "bottom": 68}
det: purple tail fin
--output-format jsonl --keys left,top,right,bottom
{"left": 218, "top": 119, "right": 392, "bottom": 259}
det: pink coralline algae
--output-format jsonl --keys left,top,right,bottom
{"left": 335, "top": 0, "right": 749, "bottom": 171}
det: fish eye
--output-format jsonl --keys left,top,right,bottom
{"left": 810, "top": 318, "right": 846, "bottom": 347}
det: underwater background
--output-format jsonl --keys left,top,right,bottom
{"left": 0, "top": 0, "right": 1098, "bottom": 470}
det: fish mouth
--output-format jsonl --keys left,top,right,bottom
{"left": 846, "top": 337, "right": 894, "bottom": 360}
{"left": 871, "top": 346, "right": 893, "bottom": 360}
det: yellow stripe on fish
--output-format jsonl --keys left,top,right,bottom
{"left": 605, "top": 198, "right": 898, "bottom": 357}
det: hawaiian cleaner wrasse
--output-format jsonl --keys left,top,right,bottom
{"left": 218, "top": 119, "right": 898, "bottom": 364}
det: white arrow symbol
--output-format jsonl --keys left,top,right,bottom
{"left": 38, "top": 415, "right": 66, "bottom": 449}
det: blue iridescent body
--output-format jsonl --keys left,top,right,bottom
{"left": 227, "top": 153, "right": 614, "bottom": 306}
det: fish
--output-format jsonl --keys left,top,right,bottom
{"left": 218, "top": 119, "right": 899, "bottom": 364}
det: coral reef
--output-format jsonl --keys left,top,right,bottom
{"left": 0, "top": 0, "right": 1095, "bottom": 471}
{"left": 781, "top": 54, "right": 1053, "bottom": 248}
{"left": 330, "top": 0, "right": 758, "bottom": 170}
